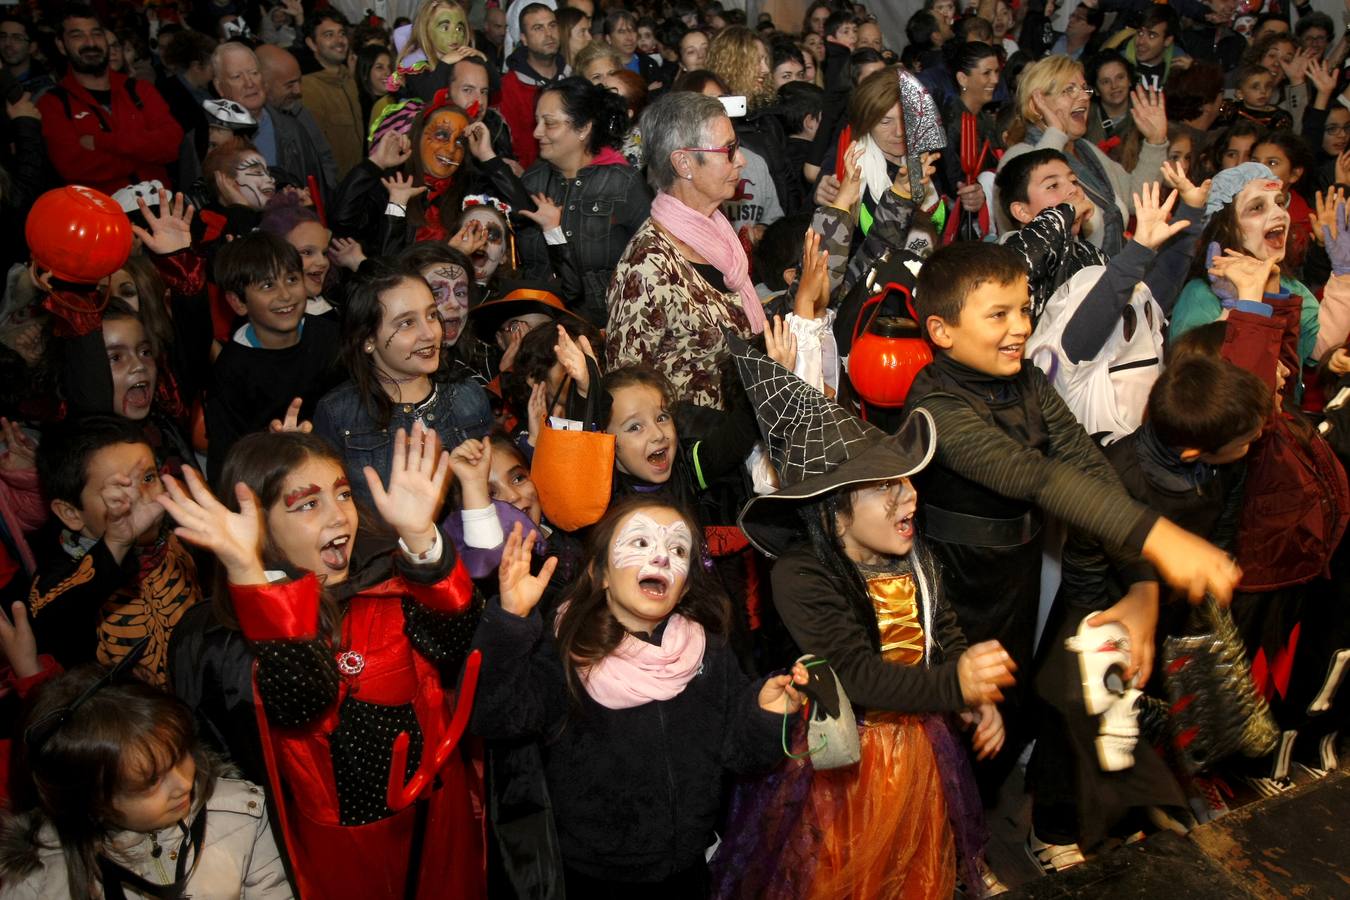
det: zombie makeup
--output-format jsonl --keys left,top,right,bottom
{"left": 233, "top": 152, "right": 276, "bottom": 209}
{"left": 103, "top": 316, "right": 157, "bottom": 421}
{"left": 1235, "top": 178, "right": 1290, "bottom": 262}
{"left": 421, "top": 262, "right": 471, "bottom": 345}
{"left": 460, "top": 207, "right": 507, "bottom": 283}
{"left": 420, "top": 108, "right": 469, "bottom": 180}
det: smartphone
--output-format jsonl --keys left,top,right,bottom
{"left": 718, "top": 95, "right": 747, "bottom": 118}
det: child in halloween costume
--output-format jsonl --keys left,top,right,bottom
{"left": 711, "top": 339, "right": 1014, "bottom": 899}
{"left": 155, "top": 425, "right": 484, "bottom": 899}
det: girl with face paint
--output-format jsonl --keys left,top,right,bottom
{"left": 389, "top": 0, "right": 488, "bottom": 107}
{"left": 154, "top": 425, "right": 486, "bottom": 899}
{"left": 311, "top": 260, "right": 495, "bottom": 511}
{"left": 470, "top": 495, "right": 804, "bottom": 893}
{"left": 1173, "top": 161, "right": 1350, "bottom": 375}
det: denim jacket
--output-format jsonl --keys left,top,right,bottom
{"left": 313, "top": 377, "right": 494, "bottom": 508}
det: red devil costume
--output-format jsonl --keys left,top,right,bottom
{"left": 229, "top": 532, "right": 485, "bottom": 899}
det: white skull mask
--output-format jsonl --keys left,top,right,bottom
{"left": 1066, "top": 616, "right": 1142, "bottom": 772}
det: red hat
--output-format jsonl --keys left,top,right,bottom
{"left": 26, "top": 185, "right": 133, "bottom": 284}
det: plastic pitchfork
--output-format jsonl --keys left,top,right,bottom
{"left": 385, "top": 648, "right": 482, "bottom": 811}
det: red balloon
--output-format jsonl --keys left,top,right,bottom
{"left": 25, "top": 185, "right": 133, "bottom": 284}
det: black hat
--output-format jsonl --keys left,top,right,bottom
{"left": 731, "top": 336, "right": 936, "bottom": 557}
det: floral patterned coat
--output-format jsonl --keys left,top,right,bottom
{"left": 606, "top": 219, "right": 755, "bottom": 409}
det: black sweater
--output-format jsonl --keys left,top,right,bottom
{"left": 770, "top": 544, "right": 968, "bottom": 714}
{"left": 469, "top": 601, "right": 781, "bottom": 882}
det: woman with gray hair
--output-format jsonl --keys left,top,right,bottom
{"left": 606, "top": 91, "right": 762, "bottom": 409}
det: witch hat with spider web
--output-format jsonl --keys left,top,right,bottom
{"left": 729, "top": 335, "right": 936, "bottom": 557}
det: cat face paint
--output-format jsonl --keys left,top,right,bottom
{"left": 603, "top": 507, "right": 693, "bottom": 633}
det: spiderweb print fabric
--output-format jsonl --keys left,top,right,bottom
{"left": 729, "top": 337, "right": 883, "bottom": 488}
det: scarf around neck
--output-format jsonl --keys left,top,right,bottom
{"left": 577, "top": 612, "right": 707, "bottom": 709}
{"left": 651, "top": 191, "right": 766, "bottom": 332}
{"left": 1024, "top": 125, "right": 1124, "bottom": 255}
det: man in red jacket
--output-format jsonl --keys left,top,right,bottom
{"left": 498, "top": 2, "right": 562, "bottom": 169}
{"left": 37, "top": 3, "right": 183, "bottom": 194}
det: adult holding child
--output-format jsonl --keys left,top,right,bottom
{"left": 999, "top": 55, "right": 1170, "bottom": 255}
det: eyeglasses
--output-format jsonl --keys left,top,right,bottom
{"left": 24, "top": 637, "right": 150, "bottom": 753}
{"left": 679, "top": 139, "right": 740, "bottom": 161}
{"left": 1060, "top": 83, "right": 1095, "bottom": 99}
{"left": 1326, "top": 123, "right": 1350, "bottom": 135}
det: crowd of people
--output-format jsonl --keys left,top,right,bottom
{"left": 0, "top": 0, "right": 1347, "bottom": 896}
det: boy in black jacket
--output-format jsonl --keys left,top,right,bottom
{"left": 905, "top": 241, "right": 1241, "bottom": 862}
{"left": 206, "top": 232, "right": 341, "bottom": 482}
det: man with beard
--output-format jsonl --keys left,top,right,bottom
{"left": 500, "top": 3, "right": 563, "bottom": 168}
{"left": 37, "top": 3, "right": 182, "bottom": 193}
{"left": 300, "top": 9, "right": 363, "bottom": 179}
{"left": 212, "top": 42, "right": 336, "bottom": 197}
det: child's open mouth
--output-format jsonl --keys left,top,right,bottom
{"left": 638, "top": 572, "right": 671, "bottom": 598}
{"left": 271, "top": 303, "right": 298, "bottom": 317}
{"left": 1264, "top": 225, "right": 1287, "bottom": 252}
{"left": 999, "top": 342, "right": 1024, "bottom": 361}
{"left": 646, "top": 446, "right": 671, "bottom": 473}
{"left": 320, "top": 534, "right": 351, "bottom": 571}
{"left": 123, "top": 380, "right": 151, "bottom": 413}
{"left": 895, "top": 512, "right": 915, "bottom": 539}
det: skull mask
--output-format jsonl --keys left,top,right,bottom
{"left": 1066, "top": 616, "right": 1142, "bottom": 772}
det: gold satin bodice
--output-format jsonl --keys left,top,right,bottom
{"left": 866, "top": 573, "right": 926, "bottom": 666}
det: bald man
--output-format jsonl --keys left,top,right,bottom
{"left": 213, "top": 41, "right": 336, "bottom": 193}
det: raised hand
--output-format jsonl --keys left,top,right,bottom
{"left": 449, "top": 219, "right": 488, "bottom": 257}
{"left": 518, "top": 192, "right": 562, "bottom": 231}
{"left": 0, "top": 418, "right": 37, "bottom": 472}
{"left": 794, "top": 226, "right": 831, "bottom": 318}
{"left": 0, "top": 601, "right": 39, "bottom": 679}
{"left": 1087, "top": 580, "right": 1159, "bottom": 684}
{"left": 448, "top": 437, "right": 493, "bottom": 509}
{"left": 101, "top": 471, "right": 166, "bottom": 557}
{"left": 369, "top": 130, "right": 413, "bottom": 171}
{"left": 1131, "top": 182, "right": 1189, "bottom": 251}
{"left": 970, "top": 702, "right": 1005, "bottom": 760}
{"left": 763, "top": 314, "right": 799, "bottom": 371}
{"left": 832, "top": 141, "right": 865, "bottom": 212}
{"left": 131, "top": 190, "right": 195, "bottom": 255}
{"left": 364, "top": 421, "right": 451, "bottom": 554}
{"left": 382, "top": 171, "right": 428, "bottom": 207}
{"left": 814, "top": 173, "right": 841, "bottom": 207}
{"left": 498, "top": 522, "right": 557, "bottom": 617}
{"left": 1280, "top": 48, "right": 1314, "bottom": 86}
{"left": 957, "top": 640, "right": 1017, "bottom": 705}
{"left": 554, "top": 324, "right": 595, "bottom": 395}
{"left": 1159, "top": 159, "right": 1211, "bottom": 210}
{"left": 157, "top": 467, "right": 266, "bottom": 583}
{"left": 268, "top": 397, "right": 313, "bottom": 434}
{"left": 1207, "top": 247, "right": 1279, "bottom": 302}
{"left": 464, "top": 121, "right": 496, "bottom": 162}
{"left": 1130, "top": 86, "right": 1168, "bottom": 144}
{"left": 1308, "top": 57, "right": 1337, "bottom": 102}
{"left": 1315, "top": 190, "right": 1350, "bottom": 274}
{"left": 526, "top": 381, "right": 548, "bottom": 447}
{"left": 329, "top": 236, "right": 367, "bottom": 271}
{"left": 1338, "top": 150, "right": 1350, "bottom": 189}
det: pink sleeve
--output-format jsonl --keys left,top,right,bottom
{"left": 1315, "top": 273, "right": 1350, "bottom": 361}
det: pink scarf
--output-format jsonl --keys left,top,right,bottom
{"left": 650, "top": 191, "right": 766, "bottom": 333}
{"left": 578, "top": 613, "right": 708, "bottom": 709}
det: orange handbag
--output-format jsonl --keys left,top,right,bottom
{"left": 531, "top": 356, "right": 615, "bottom": 531}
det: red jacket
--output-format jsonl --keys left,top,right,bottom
{"left": 498, "top": 70, "right": 541, "bottom": 170}
{"left": 1222, "top": 301, "right": 1350, "bottom": 591}
{"left": 37, "top": 70, "right": 183, "bottom": 194}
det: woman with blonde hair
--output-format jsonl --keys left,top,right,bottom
{"left": 707, "top": 25, "right": 805, "bottom": 213}
{"left": 997, "top": 54, "right": 1169, "bottom": 255}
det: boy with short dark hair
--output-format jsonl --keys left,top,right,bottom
{"left": 907, "top": 241, "right": 1240, "bottom": 857}
{"left": 207, "top": 232, "right": 341, "bottom": 481}
{"left": 777, "top": 80, "right": 826, "bottom": 199}
{"left": 995, "top": 148, "right": 1205, "bottom": 444}
{"left": 29, "top": 416, "right": 201, "bottom": 686}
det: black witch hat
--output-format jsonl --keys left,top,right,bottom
{"left": 730, "top": 336, "right": 936, "bottom": 557}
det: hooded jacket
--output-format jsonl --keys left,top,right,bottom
{"left": 499, "top": 45, "right": 565, "bottom": 170}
